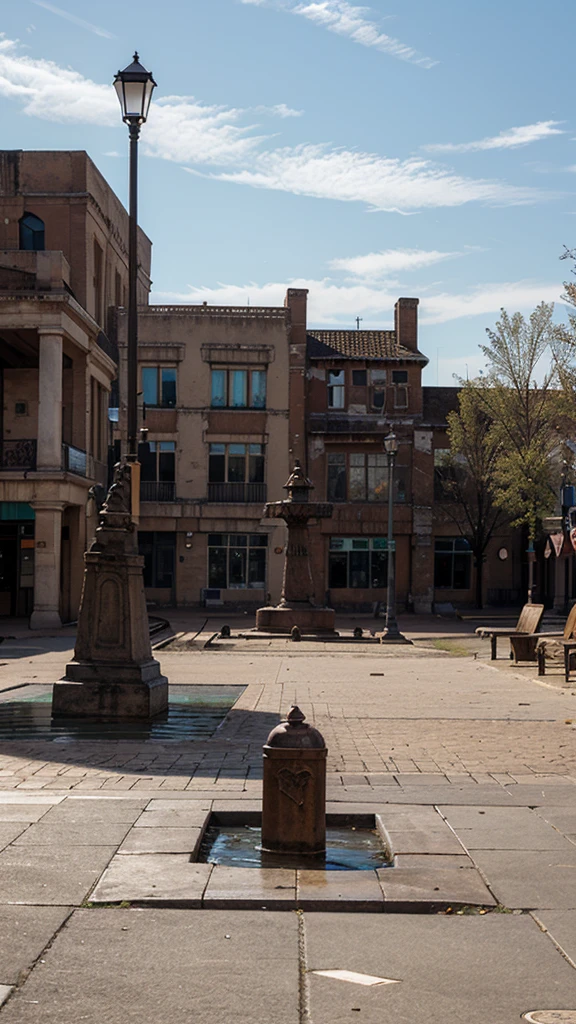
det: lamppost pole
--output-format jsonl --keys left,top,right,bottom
{"left": 114, "top": 52, "right": 156, "bottom": 463}
{"left": 127, "top": 121, "right": 139, "bottom": 460}
{"left": 380, "top": 431, "right": 409, "bottom": 644}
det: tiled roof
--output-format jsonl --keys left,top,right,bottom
{"left": 307, "top": 330, "right": 425, "bottom": 361}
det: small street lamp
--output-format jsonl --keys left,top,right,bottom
{"left": 380, "top": 431, "right": 409, "bottom": 643}
{"left": 114, "top": 52, "right": 156, "bottom": 461}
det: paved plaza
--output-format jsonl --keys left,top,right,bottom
{"left": 0, "top": 616, "right": 575, "bottom": 1021}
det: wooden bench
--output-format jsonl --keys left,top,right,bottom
{"left": 533, "top": 605, "right": 576, "bottom": 679}
{"left": 476, "top": 603, "right": 544, "bottom": 661}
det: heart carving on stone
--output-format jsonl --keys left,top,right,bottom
{"left": 276, "top": 767, "right": 313, "bottom": 806}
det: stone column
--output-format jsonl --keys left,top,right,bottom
{"left": 30, "top": 501, "right": 65, "bottom": 630}
{"left": 37, "top": 329, "right": 63, "bottom": 471}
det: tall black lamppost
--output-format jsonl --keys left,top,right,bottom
{"left": 380, "top": 431, "right": 409, "bottom": 643}
{"left": 114, "top": 53, "right": 156, "bottom": 461}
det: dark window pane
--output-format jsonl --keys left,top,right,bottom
{"left": 160, "top": 369, "right": 176, "bottom": 407}
{"left": 327, "top": 457, "right": 346, "bottom": 501}
{"left": 329, "top": 553, "right": 348, "bottom": 588}
{"left": 229, "top": 535, "right": 248, "bottom": 546}
{"left": 371, "top": 550, "right": 388, "bottom": 588}
{"left": 248, "top": 548, "right": 266, "bottom": 587}
{"left": 249, "top": 535, "right": 268, "bottom": 547}
{"left": 208, "top": 547, "right": 227, "bottom": 588}
{"left": 142, "top": 367, "right": 158, "bottom": 405}
{"left": 453, "top": 553, "right": 471, "bottom": 589}
{"left": 209, "top": 453, "right": 225, "bottom": 482}
{"left": 208, "top": 534, "right": 224, "bottom": 545}
{"left": 349, "top": 551, "right": 369, "bottom": 588}
{"left": 228, "top": 453, "right": 246, "bottom": 482}
{"left": 228, "top": 547, "right": 247, "bottom": 587}
{"left": 155, "top": 543, "right": 175, "bottom": 588}
{"left": 211, "top": 370, "right": 226, "bottom": 407}
{"left": 352, "top": 370, "right": 367, "bottom": 386}
{"left": 392, "top": 370, "right": 408, "bottom": 384}
{"left": 19, "top": 212, "right": 45, "bottom": 251}
{"left": 158, "top": 451, "right": 175, "bottom": 482}
{"left": 138, "top": 442, "right": 156, "bottom": 482}
{"left": 249, "top": 452, "right": 265, "bottom": 483}
{"left": 434, "top": 552, "right": 453, "bottom": 588}
{"left": 372, "top": 388, "right": 385, "bottom": 410}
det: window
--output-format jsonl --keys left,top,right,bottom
{"left": 19, "top": 212, "right": 45, "bottom": 251}
{"left": 138, "top": 442, "right": 176, "bottom": 501}
{"left": 210, "top": 368, "right": 266, "bottom": 409}
{"left": 142, "top": 367, "right": 177, "bottom": 408}
{"left": 208, "top": 533, "right": 267, "bottom": 589}
{"left": 93, "top": 240, "right": 103, "bottom": 325}
{"left": 329, "top": 537, "right": 388, "bottom": 589}
{"left": 327, "top": 453, "right": 347, "bottom": 501}
{"left": 327, "top": 452, "right": 407, "bottom": 503}
{"left": 392, "top": 370, "right": 408, "bottom": 384}
{"left": 369, "top": 369, "right": 386, "bottom": 411}
{"left": 138, "top": 532, "right": 176, "bottom": 589}
{"left": 352, "top": 370, "right": 367, "bottom": 386}
{"left": 434, "top": 537, "right": 472, "bottom": 589}
{"left": 209, "top": 443, "right": 264, "bottom": 483}
{"left": 328, "top": 370, "right": 345, "bottom": 409}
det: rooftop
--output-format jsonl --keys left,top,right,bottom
{"left": 307, "top": 330, "right": 426, "bottom": 361}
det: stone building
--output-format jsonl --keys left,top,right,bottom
{"left": 112, "top": 297, "right": 292, "bottom": 608}
{"left": 0, "top": 150, "right": 150, "bottom": 626}
{"left": 296, "top": 292, "right": 522, "bottom": 613}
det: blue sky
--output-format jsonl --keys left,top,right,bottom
{"left": 0, "top": 0, "right": 574, "bottom": 383}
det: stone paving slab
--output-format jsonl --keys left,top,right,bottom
{"left": 204, "top": 866, "right": 296, "bottom": 909}
{"left": 40, "top": 799, "right": 147, "bottom": 824}
{"left": 0, "top": 986, "right": 11, "bottom": 1007}
{"left": 376, "top": 866, "right": 496, "bottom": 908}
{"left": 536, "top": 807, "right": 576, "bottom": 832}
{"left": 394, "top": 853, "right": 473, "bottom": 869}
{"left": 304, "top": 914, "right": 576, "bottom": 1024}
{"left": 0, "top": 805, "right": 53, "bottom": 823}
{"left": 133, "top": 807, "right": 211, "bottom": 829}
{"left": 0, "top": 909, "right": 300, "bottom": 1024}
{"left": 90, "top": 854, "right": 213, "bottom": 906}
{"left": 452, "top": 826, "right": 574, "bottom": 851}
{"left": 297, "top": 869, "right": 384, "bottom": 911}
{"left": 0, "top": 846, "right": 117, "bottom": 906}
{"left": 118, "top": 827, "right": 203, "bottom": 854}
{"left": 0, "top": 824, "right": 27, "bottom": 851}
{"left": 469, "top": 850, "right": 576, "bottom": 909}
{"left": 12, "top": 823, "right": 131, "bottom": 847}
{"left": 386, "top": 828, "right": 465, "bottom": 855}
{"left": 532, "top": 910, "right": 576, "bottom": 964}
{"left": 0, "top": 906, "right": 71, "bottom": 984}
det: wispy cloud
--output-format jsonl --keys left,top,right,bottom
{"left": 206, "top": 145, "right": 543, "bottom": 212}
{"left": 329, "top": 248, "right": 460, "bottom": 279}
{"left": 0, "top": 38, "right": 546, "bottom": 213}
{"left": 151, "top": 277, "right": 564, "bottom": 326}
{"left": 32, "top": 1, "right": 115, "bottom": 39}
{"left": 252, "top": 102, "right": 303, "bottom": 118}
{"left": 425, "top": 121, "right": 565, "bottom": 153}
{"left": 240, "top": 0, "right": 437, "bottom": 68}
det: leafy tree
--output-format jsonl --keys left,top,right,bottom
{"left": 439, "top": 384, "right": 508, "bottom": 608}
{"left": 473, "top": 303, "right": 563, "bottom": 598}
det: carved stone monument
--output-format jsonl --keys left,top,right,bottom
{"left": 52, "top": 462, "right": 168, "bottom": 719}
{"left": 261, "top": 706, "right": 326, "bottom": 856}
{"left": 256, "top": 461, "right": 336, "bottom": 634}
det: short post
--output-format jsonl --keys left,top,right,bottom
{"left": 261, "top": 706, "right": 326, "bottom": 856}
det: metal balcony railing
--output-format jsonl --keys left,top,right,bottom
{"left": 62, "top": 444, "right": 87, "bottom": 476}
{"left": 140, "top": 481, "right": 177, "bottom": 502}
{"left": 0, "top": 439, "right": 37, "bottom": 470}
{"left": 207, "top": 482, "right": 267, "bottom": 503}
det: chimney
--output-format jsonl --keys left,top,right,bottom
{"left": 394, "top": 297, "right": 419, "bottom": 352}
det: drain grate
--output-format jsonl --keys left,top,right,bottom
{"left": 0, "top": 684, "right": 245, "bottom": 741}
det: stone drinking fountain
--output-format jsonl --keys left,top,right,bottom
{"left": 256, "top": 461, "right": 336, "bottom": 635}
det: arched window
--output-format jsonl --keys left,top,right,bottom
{"left": 19, "top": 212, "right": 45, "bottom": 251}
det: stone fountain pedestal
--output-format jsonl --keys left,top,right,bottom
{"left": 256, "top": 461, "right": 336, "bottom": 634}
{"left": 52, "top": 462, "right": 168, "bottom": 719}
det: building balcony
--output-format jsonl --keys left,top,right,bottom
{"left": 140, "top": 481, "right": 177, "bottom": 502}
{"left": 309, "top": 413, "right": 388, "bottom": 434}
{"left": 207, "top": 482, "right": 267, "bottom": 503}
{"left": 0, "top": 439, "right": 37, "bottom": 470}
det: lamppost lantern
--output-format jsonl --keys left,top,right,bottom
{"left": 384, "top": 431, "right": 398, "bottom": 456}
{"left": 114, "top": 53, "right": 156, "bottom": 126}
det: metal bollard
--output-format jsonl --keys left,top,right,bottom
{"left": 261, "top": 705, "right": 326, "bottom": 856}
